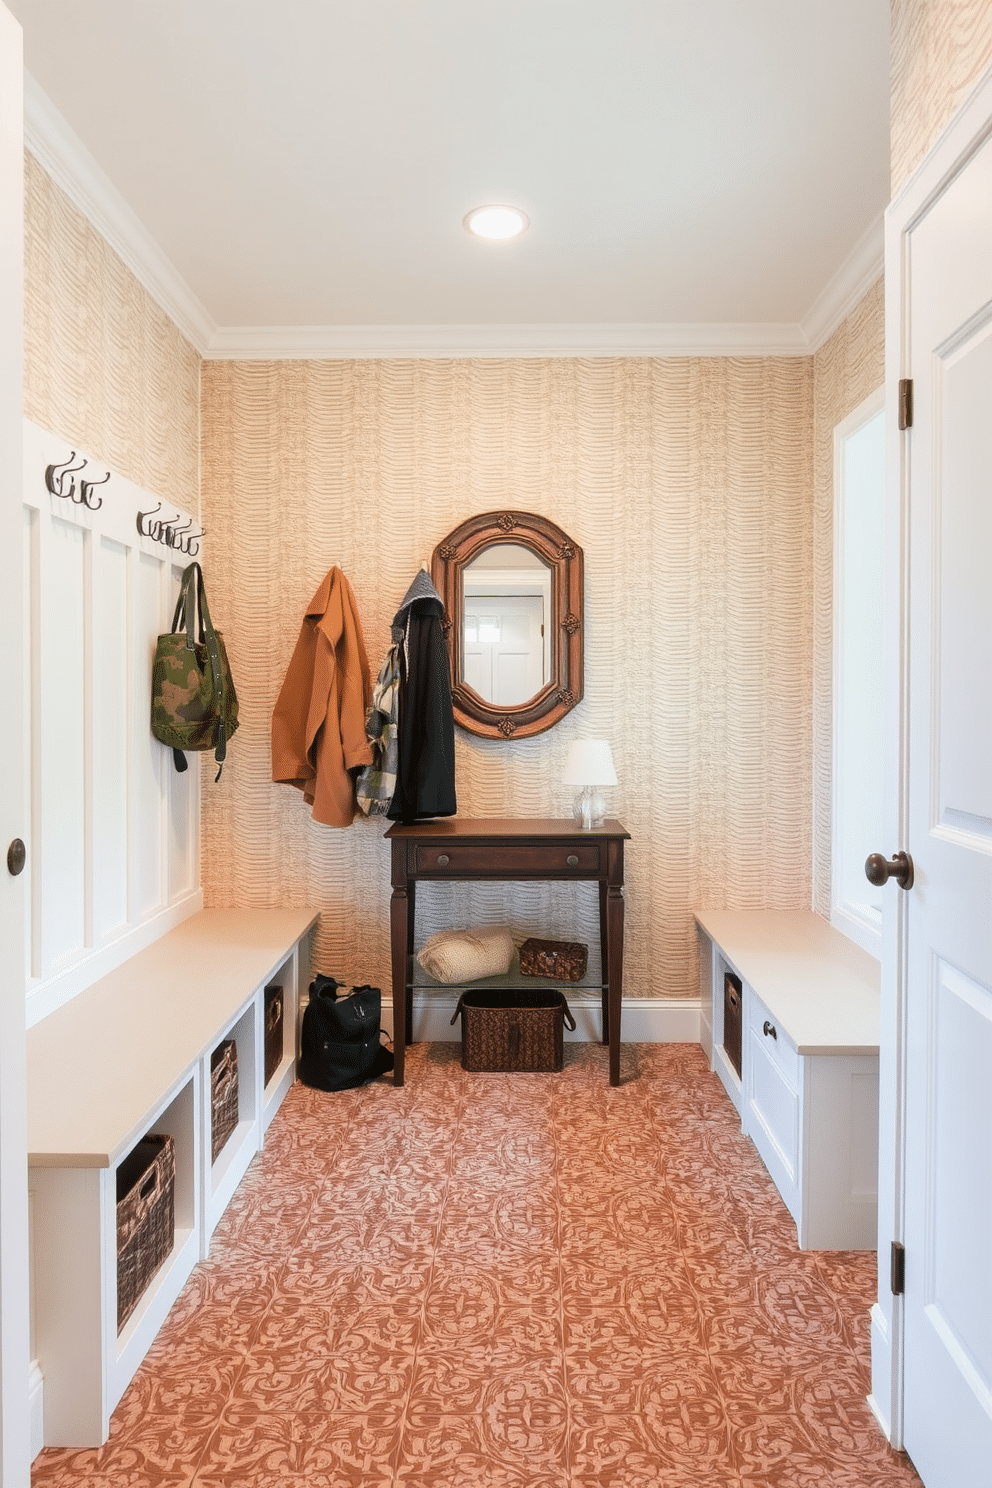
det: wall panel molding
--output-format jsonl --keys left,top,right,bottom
{"left": 22, "top": 421, "right": 202, "bottom": 1028}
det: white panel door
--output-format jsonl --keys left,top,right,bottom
{"left": 0, "top": 5, "right": 31, "bottom": 1482}
{"left": 901, "top": 121, "right": 992, "bottom": 1488}
{"left": 463, "top": 594, "right": 545, "bottom": 705}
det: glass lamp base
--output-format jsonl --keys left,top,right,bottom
{"left": 573, "top": 787, "right": 608, "bottom": 830}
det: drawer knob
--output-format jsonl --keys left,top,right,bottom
{"left": 566, "top": 854, "right": 579, "bottom": 866}
{"left": 437, "top": 853, "right": 450, "bottom": 867}
{"left": 762, "top": 1020, "right": 777, "bottom": 1040}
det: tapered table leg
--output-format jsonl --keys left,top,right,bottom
{"left": 605, "top": 883, "right": 625, "bottom": 1087}
{"left": 389, "top": 885, "right": 408, "bottom": 1085}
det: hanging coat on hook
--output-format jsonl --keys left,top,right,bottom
{"left": 271, "top": 566, "right": 373, "bottom": 826}
{"left": 386, "top": 569, "right": 456, "bottom": 823}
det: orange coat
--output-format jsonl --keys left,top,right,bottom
{"left": 271, "top": 567, "right": 373, "bottom": 826}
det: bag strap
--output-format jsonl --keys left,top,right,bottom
{"left": 172, "top": 561, "right": 229, "bottom": 779}
{"left": 450, "top": 993, "right": 467, "bottom": 1026}
{"left": 194, "top": 564, "right": 229, "bottom": 778}
{"left": 170, "top": 562, "right": 200, "bottom": 643}
{"left": 310, "top": 973, "right": 345, "bottom": 1000}
{"left": 560, "top": 993, "right": 577, "bottom": 1032}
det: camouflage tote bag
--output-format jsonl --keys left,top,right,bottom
{"left": 151, "top": 561, "right": 239, "bottom": 778}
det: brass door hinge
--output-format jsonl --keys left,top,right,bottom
{"left": 898, "top": 379, "right": 913, "bottom": 430}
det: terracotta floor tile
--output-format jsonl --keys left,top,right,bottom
{"left": 403, "top": 1353, "right": 569, "bottom": 1473}
{"left": 196, "top": 1405, "right": 402, "bottom": 1480}
{"left": 397, "top": 1463, "right": 568, "bottom": 1488}
{"left": 232, "top": 1343, "right": 415, "bottom": 1414}
{"left": 33, "top": 1469, "right": 195, "bottom": 1488}
{"left": 565, "top": 1340, "right": 715, "bottom": 1414}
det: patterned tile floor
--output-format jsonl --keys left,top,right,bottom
{"left": 32, "top": 1043, "right": 923, "bottom": 1487}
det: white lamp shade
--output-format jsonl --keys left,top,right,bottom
{"left": 562, "top": 739, "right": 618, "bottom": 787}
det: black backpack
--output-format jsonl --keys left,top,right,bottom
{"left": 298, "top": 975, "right": 394, "bottom": 1091}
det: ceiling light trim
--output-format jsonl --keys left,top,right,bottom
{"left": 463, "top": 204, "right": 530, "bottom": 239}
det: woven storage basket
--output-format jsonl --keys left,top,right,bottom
{"left": 264, "top": 984, "right": 283, "bottom": 1087}
{"left": 116, "top": 1133, "right": 175, "bottom": 1333}
{"left": 210, "top": 1038, "right": 239, "bottom": 1163}
{"left": 450, "top": 989, "right": 576, "bottom": 1072}
{"left": 519, "top": 937, "right": 588, "bottom": 982}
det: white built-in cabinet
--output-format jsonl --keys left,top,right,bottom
{"left": 696, "top": 908, "right": 880, "bottom": 1251}
{"left": 18, "top": 423, "right": 319, "bottom": 1453}
{"left": 28, "top": 908, "right": 316, "bottom": 1449}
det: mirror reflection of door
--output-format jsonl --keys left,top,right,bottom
{"left": 461, "top": 543, "right": 552, "bottom": 706}
{"left": 463, "top": 593, "right": 545, "bottom": 704}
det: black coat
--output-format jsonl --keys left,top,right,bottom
{"left": 387, "top": 577, "right": 456, "bottom": 823}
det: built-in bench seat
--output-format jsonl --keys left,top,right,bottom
{"left": 27, "top": 907, "right": 317, "bottom": 1449}
{"left": 694, "top": 908, "right": 880, "bottom": 1251}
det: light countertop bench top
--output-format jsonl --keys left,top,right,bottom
{"left": 27, "top": 908, "right": 318, "bottom": 1168}
{"left": 694, "top": 908, "right": 880, "bottom": 1056}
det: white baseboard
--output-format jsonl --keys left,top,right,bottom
{"left": 382, "top": 994, "right": 701, "bottom": 1044}
{"left": 30, "top": 1360, "right": 44, "bottom": 1461}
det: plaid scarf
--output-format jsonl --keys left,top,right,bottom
{"left": 355, "top": 643, "right": 401, "bottom": 816}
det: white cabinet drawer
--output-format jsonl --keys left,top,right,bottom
{"left": 747, "top": 1027, "right": 800, "bottom": 1185}
{"left": 745, "top": 985, "right": 800, "bottom": 1088}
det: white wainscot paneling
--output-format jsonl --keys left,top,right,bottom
{"left": 39, "top": 515, "right": 86, "bottom": 969}
{"left": 91, "top": 537, "right": 129, "bottom": 939}
{"left": 23, "top": 421, "right": 204, "bottom": 1025}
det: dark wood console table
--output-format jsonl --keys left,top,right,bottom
{"left": 385, "top": 817, "right": 630, "bottom": 1086}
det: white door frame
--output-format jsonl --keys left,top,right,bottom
{"left": 870, "top": 59, "right": 992, "bottom": 1450}
{"left": 0, "top": 4, "right": 31, "bottom": 1482}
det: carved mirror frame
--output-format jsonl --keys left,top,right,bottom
{"left": 431, "top": 510, "right": 584, "bottom": 740}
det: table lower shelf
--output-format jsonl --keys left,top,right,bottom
{"left": 409, "top": 961, "right": 604, "bottom": 996}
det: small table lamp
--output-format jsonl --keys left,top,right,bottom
{"left": 562, "top": 739, "right": 618, "bottom": 830}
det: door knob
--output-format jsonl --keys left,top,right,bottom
{"left": 6, "top": 839, "right": 25, "bottom": 876}
{"left": 865, "top": 851, "right": 914, "bottom": 890}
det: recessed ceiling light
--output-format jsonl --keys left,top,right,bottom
{"left": 463, "top": 205, "right": 529, "bottom": 240}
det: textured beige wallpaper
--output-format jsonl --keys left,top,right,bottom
{"left": 200, "top": 358, "right": 814, "bottom": 1001}
{"left": 810, "top": 279, "right": 886, "bottom": 917}
{"left": 23, "top": 152, "right": 200, "bottom": 510}
{"left": 891, "top": 0, "right": 992, "bottom": 192}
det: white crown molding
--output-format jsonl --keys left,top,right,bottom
{"left": 203, "top": 320, "right": 811, "bottom": 359}
{"left": 800, "top": 210, "right": 885, "bottom": 352}
{"left": 23, "top": 71, "right": 215, "bottom": 354}
{"left": 23, "top": 71, "right": 883, "bottom": 363}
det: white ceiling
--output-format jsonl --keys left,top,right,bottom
{"left": 9, "top": 0, "right": 891, "bottom": 356}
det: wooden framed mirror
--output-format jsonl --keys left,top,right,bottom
{"left": 431, "top": 511, "right": 583, "bottom": 739}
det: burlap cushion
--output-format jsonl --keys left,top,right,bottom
{"left": 417, "top": 927, "right": 516, "bottom": 984}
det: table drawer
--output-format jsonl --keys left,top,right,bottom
{"left": 413, "top": 841, "right": 602, "bottom": 876}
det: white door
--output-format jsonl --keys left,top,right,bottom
{"left": 898, "top": 113, "right": 992, "bottom": 1487}
{"left": 0, "top": 4, "right": 31, "bottom": 1482}
{"left": 462, "top": 594, "right": 545, "bottom": 705}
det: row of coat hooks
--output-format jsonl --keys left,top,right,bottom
{"left": 45, "top": 451, "right": 109, "bottom": 510}
{"left": 44, "top": 450, "right": 206, "bottom": 556}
